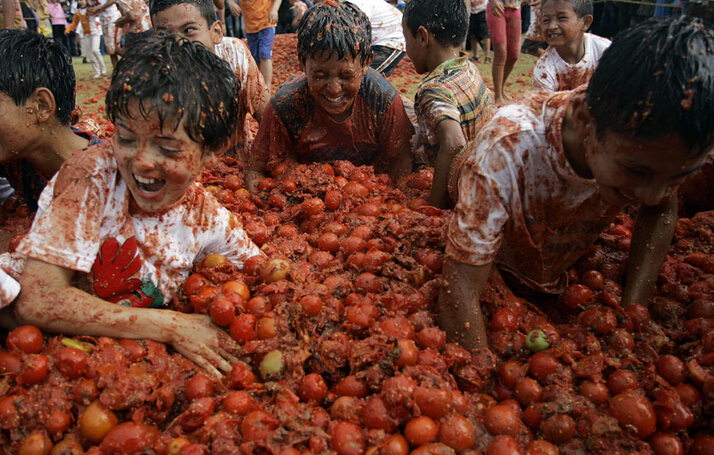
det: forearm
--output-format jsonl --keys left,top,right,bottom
{"left": 622, "top": 194, "right": 678, "bottom": 307}
{"left": 388, "top": 146, "right": 413, "bottom": 182}
{"left": 438, "top": 258, "right": 492, "bottom": 351}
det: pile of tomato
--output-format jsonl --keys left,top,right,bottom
{"left": 1, "top": 154, "right": 713, "bottom": 455}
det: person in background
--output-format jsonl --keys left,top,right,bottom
{"left": 532, "top": 0, "right": 610, "bottom": 92}
{"left": 402, "top": 0, "right": 495, "bottom": 208}
{"left": 226, "top": 0, "right": 281, "bottom": 90}
{"left": 486, "top": 0, "right": 521, "bottom": 105}
{"left": 85, "top": 0, "right": 122, "bottom": 69}
{"left": 65, "top": 0, "right": 106, "bottom": 78}
{"left": 114, "top": 0, "right": 152, "bottom": 50}
{"left": 48, "top": 0, "right": 69, "bottom": 49}
{"left": 2, "top": 0, "right": 27, "bottom": 28}
{"left": 11, "top": 35, "right": 264, "bottom": 378}
{"left": 439, "top": 17, "right": 714, "bottom": 352}
{"left": 521, "top": 0, "right": 547, "bottom": 57}
{"left": 469, "top": 0, "right": 491, "bottom": 62}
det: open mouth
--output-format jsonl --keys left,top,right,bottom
{"left": 324, "top": 95, "right": 345, "bottom": 105}
{"left": 135, "top": 174, "right": 166, "bottom": 193}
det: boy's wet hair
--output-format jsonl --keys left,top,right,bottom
{"left": 587, "top": 17, "right": 714, "bottom": 156}
{"left": 149, "top": 0, "right": 216, "bottom": 27}
{"left": 403, "top": 0, "right": 468, "bottom": 47}
{"left": 106, "top": 35, "right": 242, "bottom": 154}
{"left": 296, "top": 1, "right": 372, "bottom": 65}
{"left": 541, "top": 0, "right": 593, "bottom": 19}
{"left": 0, "top": 29, "right": 75, "bottom": 125}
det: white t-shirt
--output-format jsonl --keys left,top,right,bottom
{"left": 532, "top": 33, "right": 611, "bottom": 92}
{"left": 15, "top": 142, "right": 262, "bottom": 308}
{"left": 86, "top": 0, "right": 120, "bottom": 25}
{"left": 471, "top": 0, "right": 488, "bottom": 14}
{"left": 447, "top": 88, "right": 621, "bottom": 292}
{"left": 346, "top": 0, "right": 405, "bottom": 52}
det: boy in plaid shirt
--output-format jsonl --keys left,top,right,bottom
{"left": 403, "top": 0, "right": 495, "bottom": 208}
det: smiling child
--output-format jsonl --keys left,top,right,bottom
{"left": 12, "top": 35, "right": 263, "bottom": 377}
{"left": 247, "top": 0, "right": 414, "bottom": 189}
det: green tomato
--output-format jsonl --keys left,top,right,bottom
{"left": 526, "top": 329, "right": 550, "bottom": 352}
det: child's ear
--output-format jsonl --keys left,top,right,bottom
{"left": 363, "top": 51, "right": 374, "bottom": 72}
{"left": 210, "top": 20, "right": 223, "bottom": 46}
{"left": 30, "top": 88, "right": 57, "bottom": 124}
{"left": 417, "top": 25, "right": 430, "bottom": 46}
{"left": 582, "top": 14, "right": 593, "bottom": 31}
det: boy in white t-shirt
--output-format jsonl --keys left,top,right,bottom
{"left": 532, "top": 0, "right": 610, "bottom": 92}
{"left": 440, "top": 17, "right": 714, "bottom": 352}
{"left": 12, "top": 35, "right": 264, "bottom": 377}
{"left": 149, "top": 0, "right": 270, "bottom": 159}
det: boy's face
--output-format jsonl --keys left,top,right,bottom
{"left": 301, "top": 51, "right": 371, "bottom": 123}
{"left": 584, "top": 128, "right": 707, "bottom": 207}
{"left": 113, "top": 104, "right": 215, "bottom": 214}
{"left": 152, "top": 4, "right": 222, "bottom": 51}
{"left": 77, "top": 0, "right": 87, "bottom": 8}
{"left": 401, "top": 19, "right": 428, "bottom": 74}
{"left": 540, "top": 0, "right": 591, "bottom": 47}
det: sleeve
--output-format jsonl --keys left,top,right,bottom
{"left": 16, "top": 158, "right": 109, "bottom": 273}
{"left": 250, "top": 102, "right": 296, "bottom": 171}
{"left": 377, "top": 94, "right": 416, "bottom": 159}
{"left": 417, "top": 85, "right": 462, "bottom": 138}
{"left": 445, "top": 139, "right": 513, "bottom": 266}
{"left": 65, "top": 13, "right": 79, "bottom": 32}
{"left": 196, "top": 197, "right": 264, "bottom": 267}
{"left": 239, "top": 40, "right": 268, "bottom": 118}
{"left": 531, "top": 54, "right": 557, "bottom": 92}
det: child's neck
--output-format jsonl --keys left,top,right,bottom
{"left": 426, "top": 45, "right": 461, "bottom": 73}
{"left": 26, "top": 126, "right": 89, "bottom": 178}
{"left": 555, "top": 34, "right": 587, "bottom": 65}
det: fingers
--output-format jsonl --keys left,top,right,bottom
{"left": 218, "top": 347, "right": 239, "bottom": 366}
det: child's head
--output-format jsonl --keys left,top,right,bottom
{"left": 296, "top": 1, "right": 373, "bottom": 122}
{"left": 581, "top": 17, "right": 714, "bottom": 206}
{"left": 77, "top": 0, "right": 87, "bottom": 8}
{"left": 539, "top": 0, "right": 593, "bottom": 48}
{"left": 105, "top": 35, "right": 242, "bottom": 213}
{"left": 149, "top": 0, "right": 222, "bottom": 50}
{"left": 402, "top": 0, "right": 468, "bottom": 67}
{"left": 0, "top": 29, "right": 76, "bottom": 161}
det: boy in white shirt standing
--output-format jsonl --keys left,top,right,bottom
{"left": 531, "top": 0, "right": 610, "bottom": 92}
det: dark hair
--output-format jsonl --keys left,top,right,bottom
{"left": 587, "top": 17, "right": 714, "bottom": 156}
{"left": 403, "top": 0, "right": 467, "bottom": 47}
{"left": 297, "top": 1, "right": 372, "bottom": 65}
{"left": 0, "top": 29, "right": 75, "bottom": 124}
{"left": 106, "top": 35, "right": 242, "bottom": 154}
{"left": 540, "top": 0, "right": 593, "bottom": 19}
{"left": 149, "top": 0, "right": 216, "bottom": 26}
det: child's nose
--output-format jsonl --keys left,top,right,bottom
{"left": 132, "top": 146, "right": 158, "bottom": 170}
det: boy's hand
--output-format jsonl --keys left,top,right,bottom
{"left": 167, "top": 313, "right": 241, "bottom": 378}
{"left": 489, "top": 0, "right": 504, "bottom": 16}
{"left": 227, "top": 0, "right": 241, "bottom": 16}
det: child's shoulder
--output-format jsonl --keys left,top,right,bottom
{"left": 358, "top": 68, "right": 399, "bottom": 111}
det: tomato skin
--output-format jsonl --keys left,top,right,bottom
{"left": 7, "top": 325, "right": 44, "bottom": 354}
{"left": 404, "top": 416, "right": 439, "bottom": 446}
{"left": 99, "top": 422, "right": 161, "bottom": 455}
{"left": 490, "top": 308, "right": 519, "bottom": 332}
{"left": 46, "top": 409, "right": 72, "bottom": 437}
{"left": 79, "top": 401, "right": 118, "bottom": 443}
{"left": 655, "top": 355, "right": 687, "bottom": 386}
{"left": 18, "top": 353, "right": 49, "bottom": 385}
{"left": 691, "top": 435, "right": 714, "bottom": 455}
{"left": 181, "top": 273, "right": 209, "bottom": 296}
{"left": 499, "top": 360, "right": 525, "bottom": 389}
{"left": 394, "top": 339, "right": 418, "bottom": 367}
{"left": 525, "top": 440, "right": 558, "bottom": 455}
{"left": 330, "top": 421, "right": 365, "bottom": 455}
{"left": 359, "top": 396, "right": 397, "bottom": 432}
{"left": 118, "top": 339, "right": 147, "bottom": 362}
{"left": 222, "top": 390, "right": 253, "bottom": 415}
{"left": 528, "top": 353, "right": 559, "bottom": 383}
{"left": 0, "top": 350, "right": 21, "bottom": 375}
{"left": 540, "top": 414, "right": 576, "bottom": 444}
{"left": 228, "top": 362, "right": 255, "bottom": 389}
{"left": 416, "top": 327, "right": 446, "bottom": 349}
{"left": 486, "top": 435, "right": 522, "bottom": 455}
{"left": 298, "top": 373, "right": 328, "bottom": 403}
{"left": 414, "top": 387, "right": 453, "bottom": 420}
{"left": 18, "top": 430, "right": 53, "bottom": 455}
{"left": 648, "top": 432, "right": 684, "bottom": 455}
{"left": 185, "top": 374, "right": 214, "bottom": 400}
{"left": 229, "top": 313, "right": 257, "bottom": 344}
{"left": 607, "top": 369, "right": 639, "bottom": 395}
{"left": 438, "top": 412, "right": 476, "bottom": 452}
{"left": 561, "top": 284, "right": 593, "bottom": 310}
{"left": 334, "top": 375, "right": 368, "bottom": 398}
{"left": 483, "top": 404, "right": 520, "bottom": 437}
{"left": 54, "top": 347, "right": 89, "bottom": 379}
{"left": 514, "top": 377, "right": 543, "bottom": 407}
{"left": 608, "top": 392, "right": 657, "bottom": 439}
{"left": 579, "top": 380, "right": 609, "bottom": 405}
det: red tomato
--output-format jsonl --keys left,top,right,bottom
{"left": 579, "top": 380, "right": 609, "bottom": 405}
{"left": 525, "top": 440, "right": 559, "bottom": 455}
{"left": 404, "top": 416, "right": 439, "bottom": 446}
{"left": 346, "top": 303, "right": 378, "bottom": 328}
{"left": 649, "top": 432, "right": 684, "bottom": 455}
{"left": 581, "top": 270, "right": 604, "bottom": 290}
{"left": 245, "top": 296, "right": 272, "bottom": 317}
{"left": 318, "top": 233, "right": 340, "bottom": 253}
{"left": 7, "top": 325, "right": 43, "bottom": 354}
{"left": 343, "top": 182, "right": 369, "bottom": 198}
{"left": 185, "top": 374, "right": 214, "bottom": 400}
{"left": 438, "top": 412, "right": 476, "bottom": 452}
{"left": 183, "top": 273, "right": 209, "bottom": 296}
{"left": 99, "top": 422, "right": 161, "bottom": 454}
{"left": 222, "top": 390, "right": 253, "bottom": 415}
{"left": 228, "top": 362, "right": 255, "bottom": 389}
{"left": 118, "top": 339, "right": 147, "bottom": 362}
{"left": 300, "top": 295, "right": 324, "bottom": 317}
{"left": 416, "top": 327, "right": 446, "bottom": 349}
{"left": 624, "top": 303, "right": 650, "bottom": 332}
{"left": 257, "top": 316, "right": 278, "bottom": 340}
{"left": 242, "top": 410, "right": 279, "bottom": 443}
{"left": 281, "top": 178, "right": 297, "bottom": 193}
{"left": 528, "top": 353, "right": 560, "bottom": 383}
{"left": 394, "top": 339, "right": 419, "bottom": 367}
{"left": 607, "top": 369, "right": 639, "bottom": 395}
{"left": 298, "top": 373, "right": 328, "bottom": 403}
{"left": 499, "top": 360, "right": 525, "bottom": 389}
{"left": 541, "top": 414, "right": 576, "bottom": 444}
{"left": 483, "top": 404, "right": 520, "bottom": 437}
{"left": 18, "top": 354, "right": 49, "bottom": 385}
{"left": 656, "top": 355, "right": 687, "bottom": 386}
{"left": 691, "top": 435, "right": 714, "bottom": 455}
{"left": 375, "top": 434, "right": 409, "bottom": 455}
{"left": 223, "top": 174, "right": 242, "bottom": 191}
{"left": 73, "top": 379, "right": 99, "bottom": 405}
{"left": 334, "top": 375, "right": 368, "bottom": 398}
{"left": 341, "top": 236, "right": 367, "bottom": 255}
{"left": 54, "top": 347, "right": 88, "bottom": 380}
{"left": 490, "top": 308, "right": 519, "bottom": 332}
{"left": 190, "top": 286, "right": 219, "bottom": 314}
{"left": 0, "top": 350, "right": 21, "bottom": 375}
{"left": 229, "top": 313, "right": 257, "bottom": 344}
{"left": 514, "top": 377, "right": 543, "bottom": 407}
{"left": 379, "top": 317, "right": 415, "bottom": 340}
{"left": 413, "top": 387, "right": 453, "bottom": 421}
{"left": 561, "top": 284, "right": 593, "bottom": 310}
{"left": 606, "top": 328, "right": 635, "bottom": 351}
{"left": 359, "top": 396, "right": 397, "bottom": 432}
{"left": 674, "top": 383, "right": 701, "bottom": 407}
{"left": 608, "top": 392, "right": 657, "bottom": 439}
{"left": 355, "top": 272, "right": 382, "bottom": 294}
{"left": 522, "top": 402, "right": 545, "bottom": 428}
{"left": 45, "top": 409, "right": 71, "bottom": 437}
{"left": 486, "top": 435, "right": 522, "bottom": 455}
{"left": 330, "top": 421, "right": 365, "bottom": 455}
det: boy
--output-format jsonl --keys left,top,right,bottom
{"left": 469, "top": 0, "right": 491, "bottom": 63}
{"left": 65, "top": 0, "right": 106, "bottom": 78}
{"left": 248, "top": 1, "right": 414, "bottom": 187}
{"left": 440, "top": 17, "right": 714, "bottom": 351}
{"left": 225, "top": 0, "right": 281, "bottom": 90}
{"left": 85, "top": 0, "right": 122, "bottom": 69}
{"left": 520, "top": 0, "right": 547, "bottom": 58}
{"left": 11, "top": 35, "right": 263, "bottom": 377}
{"left": 532, "top": 0, "right": 610, "bottom": 92}
{"left": 149, "top": 0, "right": 270, "bottom": 157}
{"left": 402, "top": 0, "right": 495, "bottom": 208}
{"left": 0, "top": 29, "right": 99, "bottom": 213}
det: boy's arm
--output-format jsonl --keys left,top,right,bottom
{"left": 387, "top": 140, "right": 413, "bottom": 182}
{"left": 115, "top": 10, "right": 136, "bottom": 26}
{"left": 621, "top": 193, "right": 678, "bottom": 307}
{"left": 429, "top": 119, "right": 466, "bottom": 208}
{"left": 15, "top": 259, "right": 241, "bottom": 378}
{"left": 88, "top": 0, "right": 118, "bottom": 15}
{"left": 226, "top": 0, "right": 241, "bottom": 17}
{"left": 268, "top": 0, "right": 281, "bottom": 24}
{"left": 438, "top": 258, "right": 492, "bottom": 351}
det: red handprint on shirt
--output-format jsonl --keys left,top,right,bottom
{"left": 92, "top": 237, "right": 164, "bottom": 308}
